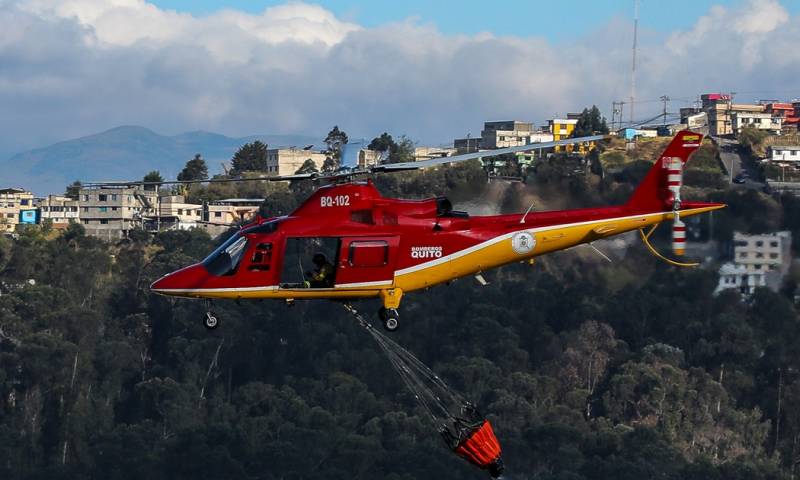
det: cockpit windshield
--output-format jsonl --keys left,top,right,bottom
{"left": 202, "top": 233, "right": 249, "bottom": 276}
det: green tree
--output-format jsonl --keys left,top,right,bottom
{"left": 323, "top": 126, "right": 348, "bottom": 172}
{"left": 572, "top": 105, "right": 609, "bottom": 137}
{"left": 231, "top": 141, "right": 268, "bottom": 175}
{"left": 178, "top": 154, "right": 209, "bottom": 182}
{"left": 738, "top": 127, "right": 768, "bottom": 153}
{"left": 143, "top": 171, "right": 164, "bottom": 183}
{"left": 368, "top": 132, "right": 397, "bottom": 153}
{"left": 65, "top": 180, "right": 82, "bottom": 200}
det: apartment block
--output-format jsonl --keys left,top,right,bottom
{"left": 0, "top": 188, "right": 34, "bottom": 233}
{"left": 78, "top": 187, "right": 157, "bottom": 239}
{"left": 481, "top": 121, "right": 534, "bottom": 149}
{"left": 266, "top": 148, "right": 327, "bottom": 176}
{"left": 39, "top": 195, "right": 79, "bottom": 228}
{"left": 717, "top": 231, "right": 792, "bottom": 296}
{"left": 732, "top": 112, "right": 782, "bottom": 135}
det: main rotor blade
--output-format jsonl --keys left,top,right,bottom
{"left": 373, "top": 134, "right": 607, "bottom": 172}
{"left": 82, "top": 173, "right": 316, "bottom": 188}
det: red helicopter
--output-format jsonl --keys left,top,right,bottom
{"left": 94, "top": 130, "right": 722, "bottom": 331}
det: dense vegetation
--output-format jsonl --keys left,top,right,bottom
{"left": 3, "top": 153, "right": 800, "bottom": 479}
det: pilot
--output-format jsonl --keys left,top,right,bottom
{"left": 306, "top": 252, "right": 334, "bottom": 288}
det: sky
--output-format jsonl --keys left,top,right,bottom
{"left": 2, "top": 0, "right": 799, "bottom": 157}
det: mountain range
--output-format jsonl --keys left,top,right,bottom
{"left": 3, "top": 126, "right": 323, "bottom": 195}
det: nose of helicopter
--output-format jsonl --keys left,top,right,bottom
{"left": 150, "top": 263, "right": 209, "bottom": 296}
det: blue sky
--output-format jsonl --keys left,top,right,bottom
{"left": 149, "top": 0, "right": 799, "bottom": 42}
{"left": 2, "top": 0, "right": 799, "bottom": 179}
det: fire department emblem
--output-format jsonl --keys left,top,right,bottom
{"left": 511, "top": 231, "right": 536, "bottom": 255}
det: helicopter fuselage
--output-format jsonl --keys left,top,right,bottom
{"left": 151, "top": 180, "right": 721, "bottom": 307}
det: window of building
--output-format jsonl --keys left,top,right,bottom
{"left": 100, "top": 219, "right": 108, "bottom": 224}
{"left": 770, "top": 253, "right": 779, "bottom": 259}
{"left": 756, "top": 253, "right": 764, "bottom": 258}
{"left": 177, "top": 209, "right": 183, "bottom": 215}
{"left": 20, "top": 199, "right": 28, "bottom": 206}
{"left": 99, "top": 194, "right": 107, "bottom": 201}
{"left": 739, "top": 252, "right": 748, "bottom": 258}
{"left": 770, "top": 241, "right": 779, "bottom": 247}
{"left": 83, "top": 195, "right": 89, "bottom": 201}
{"left": 111, "top": 207, "right": 118, "bottom": 211}
{"left": 215, "top": 212, "right": 222, "bottom": 217}
{"left": 111, "top": 194, "right": 118, "bottom": 201}
{"left": 83, "top": 207, "right": 89, "bottom": 212}
{"left": 6, "top": 213, "right": 13, "bottom": 218}
{"left": 82, "top": 219, "right": 89, "bottom": 224}
{"left": 755, "top": 241, "right": 764, "bottom": 247}
{"left": 99, "top": 207, "right": 108, "bottom": 212}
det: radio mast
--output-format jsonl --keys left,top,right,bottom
{"left": 629, "top": 0, "right": 639, "bottom": 126}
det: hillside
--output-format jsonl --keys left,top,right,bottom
{"left": 0, "top": 169, "right": 798, "bottom": 480}
{"left": 1, "top": 126, "right": 322, "bottom": 195}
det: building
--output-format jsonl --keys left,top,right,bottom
{"left": 680, "top": 106, "right": 703, "bottom": 123}
{"left": 0, "top": 188, "right": 34, "bottom": 233}
{"left": 620, "top": 128, "right": 658, "bottom": 140}
{"left": 716, "top": 231, "right": 792, "bottom": 296}
{"left": 266, "top": 148, "right": 326, "bottom": 176}
{"left": 701, "top": 93, "right": 767, "bottom": 136}
{"left": 78, "top": 186, "right": 157, "bottom": 239}
{"left": 145, "top": 195, "right": 203, "bottom": 231}
{"left": 414, "top": 146, "right": 457, "bottom": 162}
{"left": 732, "top": 112, "right": 782, "bottom": 135}
{"left": 453, "top": 137, "right": 481, "bottom": 154}
{"left": 481, "top": 121, "right": 534, "bottom": 149}
{"left": 715, "top": 262, "right": 768, "bottom": 296}
{"left": 357, "top": 149, "right": 383, "bottom": 168}
{"left": 547, "top": 118, "right": 579, "bottom": 152}
{"left": 686, "top": 112, "right": 708, "bottom": 130}
{"left": 768, "top": 146, "right": 800, "bottom": 164}
{"left": 733, "top": 231, "right": 792, "bottom": 275}
{"left": 39, "top": 195, "right": 79, "bottom": 229}
{"left": 200, "top": 199, "right": 262, "bottom": 237}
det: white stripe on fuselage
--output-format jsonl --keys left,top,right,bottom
{"left": 393, "top": 209, "right": 686, "bottom": 277}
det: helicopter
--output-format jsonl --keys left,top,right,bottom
{"left": 91, "top": 130, "right": 723, "bottom": 331}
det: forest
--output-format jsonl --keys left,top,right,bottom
{"left": 3, "top": 149, "right": 800, "bottom": 479}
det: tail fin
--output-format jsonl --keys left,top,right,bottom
{"left": 626, "top": 130, "right": 703, "bottom": 212}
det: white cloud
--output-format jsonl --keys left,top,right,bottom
{"left": 1, "top": 0, "right": 799, "bottom": 158}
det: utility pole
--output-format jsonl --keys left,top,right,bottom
{"left": 660, "top": 95, "right": 670, "bottom": 126}
{"left": 611, "top": 101, "right": 626, "bottom": 131}
{"left": 727, "top": 91, "right": 737, "bottom": 137}
{"left": 629, "top": 0, "right": 639, "bottom": 126}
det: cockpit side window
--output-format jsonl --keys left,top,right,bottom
{"left": 249, "top": 243, "right": 273, "bottom": 271}
{"left": 203, "top": 234, "right": 249, "bottom": 276}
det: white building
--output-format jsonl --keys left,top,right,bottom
{"left": 150, "top": 195, "right": 203, "bottom": 230}
{"left": 266, "top": 148, "right": 327, "bottom": 176}
{"left": 717, "top": 231, "right": 792, "bottom": 296}
{"left": 715, "top": 262, "right": 767, "bottom": 296}
{"left": 414, "top": 146, "right": 457, "bottom": 162}
{"left": 39, "top": 195, "right": 79, "bottom": 228}
{"left": 732, "top": 112, "right": 783, "bottom": 135}
{"left": 768, "top": 146, "right": 800, "bottom": 164}
{"left": 358, "top": 149, "right": 383, "bottom": 168}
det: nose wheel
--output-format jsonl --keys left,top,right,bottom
{"left": 204, "top": 311, "right": 218, "bottom": 330}
{"left": 378, "top": 307, "right": 400, "bottom": 332}
{"left": 203, "top": 300, "right": 218, "bottom": 330}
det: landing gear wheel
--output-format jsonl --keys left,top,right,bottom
{"left": 382, "top": 308, "right": 400, "bottom": 332}
{"left": 204, "top": 311, "right": 218, "bottom": 330}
